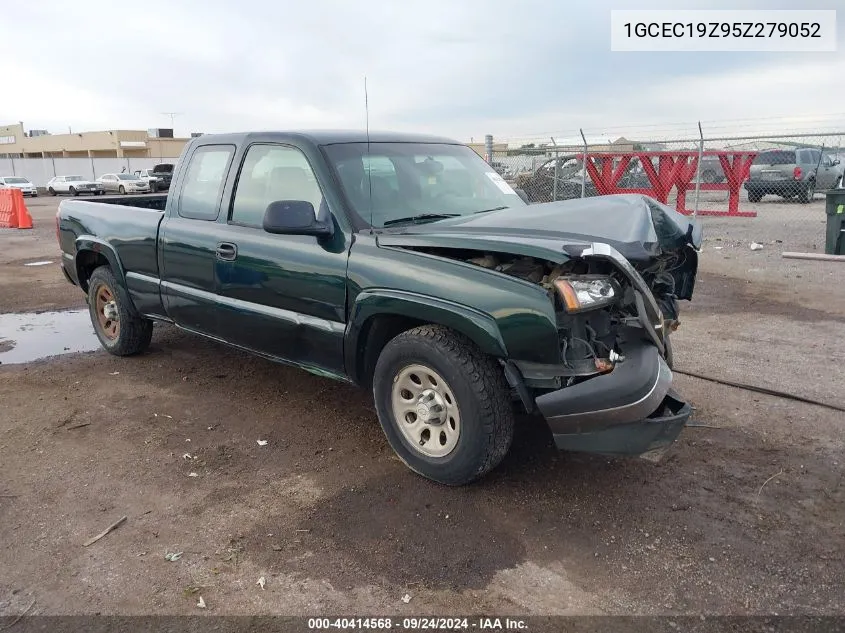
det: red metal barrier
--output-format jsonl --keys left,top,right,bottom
{"left": 577, "top": 150, "right": 758, "bottom": 217}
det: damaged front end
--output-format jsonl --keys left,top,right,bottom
{"left": 380, "top": 195, "right": 700, "bottom": 456}
{"left": 465, "top": 241, "right": 693, "bottom": 455}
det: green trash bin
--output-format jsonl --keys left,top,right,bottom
{"left": 824, "top": 189, "right": 845, "bottom": 255}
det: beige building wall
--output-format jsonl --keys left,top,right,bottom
{"left": 0, "top": 123, "right": 188, "bottom": 159}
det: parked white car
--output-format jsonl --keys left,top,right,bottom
{"left": 98, "top": 173, "right": 150, "bottom": 194}
{"left": 47, "top": 175, "right": 105, "bottom": 196}
{"left": 0, "top": 176, "right": 38, "bottom": 197}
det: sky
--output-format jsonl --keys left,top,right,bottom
{"left": 1, "top": 0, "right": 843, "bottom": 143}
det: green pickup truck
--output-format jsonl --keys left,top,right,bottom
{"left": 56, "top": 131, "right": 700, "bottom": 485}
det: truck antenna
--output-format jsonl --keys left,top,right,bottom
{"left": 365, "top": 76, "right": 374, "bottom": 233}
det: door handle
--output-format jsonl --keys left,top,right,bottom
{"left": 216, "top": 242, "right": 238, "bottom": 261}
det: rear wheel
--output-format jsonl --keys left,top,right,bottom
{"left": 747, "top": 189, "right": 763, "bottom": 203}
{"left": 87, "top": 266, "right": 153, "bottom": 356}
{"left": 799, "top": 180, "right": 815, "bottom": 204}
{"left": 373, "top": 325, "right": 514, "bottom": 485}
{"left": 48, "top": 187, "right": 56, "bottom": 196}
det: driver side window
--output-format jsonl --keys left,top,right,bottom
{"left": 230, "top": 144, "right": 324, "bottom": 227}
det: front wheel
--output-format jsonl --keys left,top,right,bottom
{"left": 118, "top": 185, "right": 126, "bottom": 195}
{"left": 87, "top": 266, "right": 153, "bottom": 356}
{"left": 69, "top": 187, "right": 78, "bottom": 196}
{"left": 373, "top": 325, "right": 514, "bottom": 485}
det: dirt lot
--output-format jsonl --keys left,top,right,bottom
{"left": 1, "top": 196, "right": 843, "bottom": 618}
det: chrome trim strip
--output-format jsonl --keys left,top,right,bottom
{"left": 161, "top": 280, "right": 345, "bottom": 334}
{"left": 126, "top": 271, "right": 159, "bottom": 285}
{"left": 544, "top": 358, "right": 672, "bottom": 426}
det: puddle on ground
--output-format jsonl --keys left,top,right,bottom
{"left": 0, "top": 309, "right": 100, "bottom": 365}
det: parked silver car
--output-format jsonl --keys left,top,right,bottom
{"left": 744, "top": 148, "right": 841, "bottom": 203}
{"left": 47, "top": 175, "right": 105, "bottom": 196}
{"left": 98, "top": 173, "right": 150, "bottom": 194}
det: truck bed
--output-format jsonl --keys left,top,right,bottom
{"left": 88, "top": 194, "right": 168, "bottom": 211}
{"left": 57, "top": 196, "right": 168, "bottom": 317}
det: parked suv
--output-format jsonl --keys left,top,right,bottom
{"left": 134, "top": 167, "right": 172, "bottom": 192}
{"left": 745, "top": 148, "right": 841, "bottom": 203}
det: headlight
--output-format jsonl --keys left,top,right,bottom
{"left": 553, "top": 276, "right": 619, "bottom": 313}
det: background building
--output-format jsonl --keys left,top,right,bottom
{"left": 0, "top": 122, "right": 190, "bottom": 160}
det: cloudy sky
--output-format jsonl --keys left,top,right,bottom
{"left": 1, "top": 0, "right": 842, "bottom": 142}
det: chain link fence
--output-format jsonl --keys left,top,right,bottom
{"left": 488, "top": 130, "right": 844, "bottom": 254}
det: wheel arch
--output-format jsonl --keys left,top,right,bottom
{"left": 346, "top": 289, "right": 508, "bottom": 387}
{"left": 74, "top": 237, "right": 127, "bottom": 293}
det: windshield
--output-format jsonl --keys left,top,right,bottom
{"left": 753, "top": 150, "right": 795, "bottom": 166}
{"left": 323, "top": 142, "right": 525, "bottom": 229}
{"left": 65, "top": 176, "right": 84, "bottom": 182}
{"left": 116, "top": 174, "right": 139, "bottom": 180}
{"left": 3, "top": 177, "right": 28, "bottom": 184}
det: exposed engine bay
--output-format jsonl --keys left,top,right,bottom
{"left": 404, "top": 245, "right": 697, "bottom": 388}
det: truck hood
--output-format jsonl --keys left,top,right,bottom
{"left": 377, "top": 194, "right": 702, "bottom": 264}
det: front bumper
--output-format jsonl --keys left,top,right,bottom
{"left": 534, "top": 341, "right": 691, "bottom": 455}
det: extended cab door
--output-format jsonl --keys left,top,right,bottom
{"left": 214, "top": 142, "right": 350, "bottom": 375}
{"left": 158, "top": 143, "right": 235, "bottom": 336}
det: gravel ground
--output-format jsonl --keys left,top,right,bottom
{"left": 0, "top": 196, "right": 843, "bottom": 618}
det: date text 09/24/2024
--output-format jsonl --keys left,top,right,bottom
{"left": 307, "top": 617, "right": 527, "bottom": 630}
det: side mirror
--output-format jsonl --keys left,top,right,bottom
{"left": 262, "top": 200, "right": 333, "bottom": 237}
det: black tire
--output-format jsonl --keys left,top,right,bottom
{"left": 747, "top": 189, "right": 763, "bottom": 203}
{"left": 799, "top": 180, "right": 815, "bottom": 204}
{"left": 701, "top": 169, "right": 718, "bottom": 184}
{"left": 70, "top": 186, "right": 78, "bottom": 196}
{"left": 118, "top": 185, "right": 126, "bottom": 195}
{"left": 150, "top": 181, "right": 158, "bottom": 193}
{"left": 87, "top": 266, "right": 153, "bottom": 356}
{"left": 373, "top": 325, "right": 514, "bottom": 485}
{"left": 48, "top": 187, "right": 56, "bottom": 196}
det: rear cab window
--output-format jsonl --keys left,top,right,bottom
{"left": 177, "top": 145, "right": 235, "bottom": 220}
{"left": 753, "top": 150, "right": 796, "bottom": 166}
